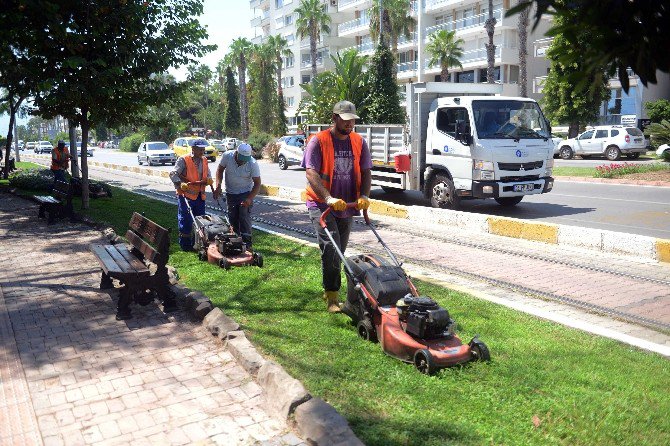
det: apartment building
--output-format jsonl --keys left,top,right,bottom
{"left": 250, "top": 0, "right": 668, "bottom": 128}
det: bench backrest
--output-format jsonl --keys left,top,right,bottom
{"left": 52, "top": 180, "right": 72, "bottom": 201}
{"left": 125, "top": 212, "right": 170, "bottom": 267}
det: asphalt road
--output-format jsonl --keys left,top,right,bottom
{"left": 24, "top": 149, "right": 670, "bottom": 240}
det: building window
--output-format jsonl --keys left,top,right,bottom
{"left": 275, "top": 17, "right": 284, "bottom": 29}
{"left": 285, "top": 97, "right": 295, "bottom": 107}
{"left": 285, "top": 33, "right": 294, "bottom": 44}
{"left": 481, "top": 67, "right": 500, "bottom": 83}
{"left": 284, "top": 55, "right": 294, "bottom": 68}
{"left": 275, "top": 0, "right": 283, "bottom": 9}
{"left": 284, "top": 14, "right": 293, "bottom": 26}
{"left": 457, "top": 70, "right": 475, "bottom": 83}
{"left": 282, "top": 76, "right": 294, "bottom": 88}
{"left": 301, "top": 75, "right": 311, "bottom": 84}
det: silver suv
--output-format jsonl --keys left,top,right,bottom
{"left": 556, "top": 125, "right": 647, "bottom": 160}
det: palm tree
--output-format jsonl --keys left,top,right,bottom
{"left": 485, "top": 0, "right": 497, "bottom": 83}
{"left": 425, "top": 29, "right": 464, "bottom": 82}
{"left": 368, "top": 0, "right": 415, "bottom": 55}
{"left": 228, "top": 38, "right": 252, "bottom": 139}
{"left": 295, "top": 0, "right": 331, "bottom": 83}
{"left": 266, "top": 35, "right": 293, "bottom": 108}
{"left": 518, "top": 6, "right": 530, "bottom": 96}
{"left": 248, "top": 42, "right": 277, "bottom": 134}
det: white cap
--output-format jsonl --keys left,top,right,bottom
{"left": 237, "top": 143, "right": 252, "bottom": 157}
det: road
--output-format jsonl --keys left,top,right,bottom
{"left": 26, "top": 149, "right": 670, "bottom": 239}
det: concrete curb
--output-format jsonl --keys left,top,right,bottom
{"left": 260, "top": 185, "right": 670, "bottom": 263}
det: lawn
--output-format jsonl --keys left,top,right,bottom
{"left": 6, "top": 164, "right": 670, "bottom": 445}
{"left": 70, "top": 185, "right": 669, "bottom": 446}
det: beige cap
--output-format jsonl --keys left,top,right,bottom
{"left": 333, "top": 100, "right": 360, "bottom": 120}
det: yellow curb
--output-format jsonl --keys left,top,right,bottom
{"left": 656, "top": 240, "right": 670, "bottom": 263}
{"left": 260, "top": 185, "right": 280, "bottom": 196}
{"left": 368, "top": 200, "right": 408, "bottom": 219}
{"left": 488, "top": 217, "right": 558, "bottom": 244}
{"left": 300, "top": 190, "right": 307, "bottom": 202}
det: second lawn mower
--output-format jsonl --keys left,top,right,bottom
{"left": 183, "top": 185, "right": 262, "bottom": 270}
{"left": 320, "top": 203, "right": 490, "bottom": 374}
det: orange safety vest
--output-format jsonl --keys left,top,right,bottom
{"left": 305, "top": 129, "right": 362, "bottom": 203}
{"left": 51, "top": 147, "right": 69, "bottom": 171}
{"left": 177, "top": 155, "right": 208, "bottom": 200}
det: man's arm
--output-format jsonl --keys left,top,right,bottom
{"left": 213, "top": 164, "right": 225, "bottom": 199}
{"left": 306, "top": 168, "right": 331, "bottom": 200}
{"left": 360, "top": 168, "right": 371, "bottom": 197}
{"left": 242, "top": 177, "right": 261, "bottom": 207}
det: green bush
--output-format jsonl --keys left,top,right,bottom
{"left": 119, "top": 133, "right": 146, "bottom": 153}
{"left": 247, "top": 132, "right": 274, "bottom": 159}
{"left": 8, "top": 168, "right": 54, "bottom": 192}
{"left": 263, "top": 141, "right": 282, "bottom": 162}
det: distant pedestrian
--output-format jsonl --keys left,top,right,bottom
{"left": 302, "top": 100, "right": 372, "bottom": 313}
{"left": 51, "top": 140, "right": 72, "bottom": 184}
{"left": 213, "top": 143, "right": 261, "bottom": 250}
{"left": 170, "top": 139, "right": 213, "bottom": 251}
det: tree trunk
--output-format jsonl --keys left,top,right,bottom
{"left": 485, "top": 0, "right": 497, "bottom": 83}
{"left": 310, "top": 21, "right": 318, "bottom": 84}
{"left": 518, "top": 7, "right": 530, "bottom": 97}
{"left": 391, "top": 35, "right": 399, "bottom": 80}
{"left": 568, "top": 121, "right": 580, "bottom": 139}
{"left": 238, "top": 60, "right": 249, "bottom": 140}
{"left": 2, "top": 99, "right": 21, "bottom": 179}
{"left": 441, "top": 65, "right": 449, "bottom": 83}
{"left": 13, "top": 119, "right": 20, "bottom": 163}
{"left": 276, "top": 58, "right": 283, "bottom": 99}
{"left": 80, "top": 111, "right": 90, "bottom": 210}
{"left": 69, "top": 121, "right": 79, "bottom": 178}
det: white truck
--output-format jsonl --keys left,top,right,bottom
{"left": 307, "top": 82, "right": 555, "bottom": 208}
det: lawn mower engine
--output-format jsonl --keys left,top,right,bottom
{"left": 215, "top": 232, "right": 246, "bottom": 256}
{"left": 193, "top": 214, "right": 230, "bottom": 252}
{"left": 397, "top": 296, "right": 454, "bottom": 339}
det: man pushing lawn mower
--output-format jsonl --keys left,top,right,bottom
{"left": 302, "top": 100, "right": 372, "bottom": 313}
{"left": 170, "top": 139, "right": 213, "bottom": 251}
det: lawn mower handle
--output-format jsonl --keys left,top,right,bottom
{"left": 319, "top": 202, "right": 369, "bottom": 229}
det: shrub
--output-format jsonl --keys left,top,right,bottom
{"left": 119, "top": 133, "right": 146, "bottom": 152}
{"left": 247, "top": 132, "right": 274, "bottom": 159}
{"left": 595, "top": 162, "right": 670, "bottom": 178}
{"left": 264, "top": 141, "right": 282, "bottom": 163}
{"left": 8, "top": 169, "right": 54, "bottom": 192}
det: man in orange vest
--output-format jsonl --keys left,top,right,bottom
{"left": 169, "top": 139, "right": 213, "bottom": 251}
{"left": 302, "top": 101, "right": 372, "bottom": 313}
{"left": 51, "top": 140, "right": 72, "bottom": 184}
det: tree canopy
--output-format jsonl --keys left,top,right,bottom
{"left": 508, "top": 0, "right": 669, "bottom": 92}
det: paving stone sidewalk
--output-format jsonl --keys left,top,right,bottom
{"left": 0, "top": 192, "right": 305, "bottom": 445}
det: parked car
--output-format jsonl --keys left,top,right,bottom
{"left": 208, "top": 139, "right": 227, "bottom": 154}
{"left": 76, "top": 142, "right": 94, "bottom": 157}
{"left": 17, "top": 140, "right": 25, "bottom": 150}
{"left": 223, "top": 137, "right": 238, "bottom": 150}
{"left": 137, "top": 141, "right": 176, "bottom": 166}
{"left": 25, "top": 141, "right": 37, "bottom": 152}
{"left": 277, "top": 134, "right": 306, "bottom": 170}
{"left": 556, "top": 125, "right": 647, "bottom": 160}
{"left": 35, "top": 140, "right": 53, "bottom": 154}
{"left": 550, "top": 134, "right": 563, "bottom": 157}
{"left": 171, "top": 137, "right": 217, "bottom": 162}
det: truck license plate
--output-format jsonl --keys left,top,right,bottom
{"left": 513, "top": 184, "right": 535, "bottom": 192}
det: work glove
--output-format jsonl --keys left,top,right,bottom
{"left": 180, "top": 182, "right": 189, "bottom": 191}
{"left": 326, "top": 196, "right": 347, "bottom": 212}
{"left": 206, "top": 177, "right": 214, "bottom": 186}
{"left": 356, "top": 195, "right": 370, "bottom": 211}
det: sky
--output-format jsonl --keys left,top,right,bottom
{"left": 1, "top": 0, "right": 254, "bottom": 137}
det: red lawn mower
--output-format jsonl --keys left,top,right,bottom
{"left": 183, "top": 184, "right": 263, "bottom": 270}
{"left": 320, "top": 204, "right": 490, "bottom": 375}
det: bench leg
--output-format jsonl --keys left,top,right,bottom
{"left": 116, "top": 286, "right": 133, "bottom": 320}
{"left": 38, "top": 204, "right": 46, "bottom": 219}
{"left": 100, "top": 272, "right": 113, "bottom": 289}
{"left": 156, "top": 283, "right": 178, "bottom": 313}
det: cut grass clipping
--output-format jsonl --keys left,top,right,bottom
{"left": 37, "top": 183, "right": 670, "bottom": 445}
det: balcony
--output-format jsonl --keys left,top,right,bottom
{"left": 338, "top": 15, "right": 371, "bottom": 37}
{"left": 337, "top": 0, "right": 370, "bottom": 11}
{"left": 397, "top": 60, "right": 418, "bottom": 74}
{"left": 250, "top": 0, "right": 269, "bottom": 9}
{"left": 397, "top": 32, "right": 417, "bottom": 49}
{"left": 300, "top": 38, "right": 325, "bottom": 49}
{"left": 425, "top": 9, "right": 504, "bottom": 39}
{"left": 425, "top": 46, "right": 504, "bottom": 71}
{"left": 425, "top": 0, "right": 464, "bottom": 13}
{"left": 341, "top": 41, "right": 375, "bottom": 55}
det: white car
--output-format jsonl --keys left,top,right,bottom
{"left": 277, "top": 134, "right": 306, "bottom": 170}
{"left": 76, "top": 142, "right": 94, "bottom": 157}
{"left": 208, "top": 139, "right": 227, "bottom": 153}
{"left": 223, "top": 138, "right": 238, "bottom": 150}
{"left": 137, "top": 141, "right": 175, "bottom": 165}
{"left": 656, "top": 143, "right": 670, "bottom": 158}
{"left": 556, "top": 125, "right": 647, "bottom": 160}
{"left": 35, "top": 140, "right": 53, "bottom": 154}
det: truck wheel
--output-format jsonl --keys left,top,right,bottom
{"left": 278, "top": 155, "right": 288, "bottom": 170}
{"left": 559, "top": 146, "right": 573, "bottom": 160}
{"left": 495, "top": 196, "right": 523, "bottom": 206}
{"left": 381, "top": 186, "right": 403, "bottom": 193}
{"left": 429, "top": 174, "right": 460, "bottom": 210}
{"left": 605, "top": 145, "right": 621, "bottom": 161}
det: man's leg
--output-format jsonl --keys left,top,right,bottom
{"left": 177, "top": 196, "right": 194, "bottom": 251}
{"left": 236, "top": 192, "right": 253, "bottom": 249}
{"left": 53, "top": 169, "right": 66, "bottom": 185}
{"left": 226, "top": 193, "right": 241, "bottom": 235}
{"left": 308, "top": 208, "right": 353, "bottom": 292}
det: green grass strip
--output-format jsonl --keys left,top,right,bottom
{"left": 8, "top": 165, "right": 670, "bottom": 445}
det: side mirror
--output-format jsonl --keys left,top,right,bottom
{"left": 455, "top": 120, "right": 473, "bottom": 145}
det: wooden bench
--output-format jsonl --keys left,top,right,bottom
{"left": 91, "top": 212, "right": 177, "bottom": 320}
{"left": 34, "top": 180, "right": 73, "bottom": 224}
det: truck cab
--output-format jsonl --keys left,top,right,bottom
{"left": 425, "top": 95, "right": 554, "bottom": 208}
